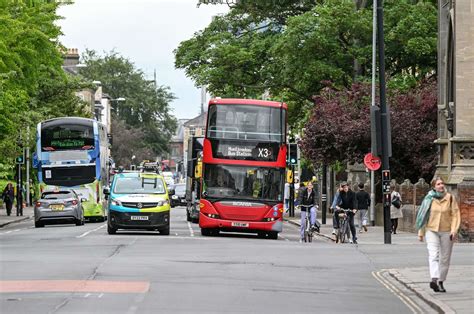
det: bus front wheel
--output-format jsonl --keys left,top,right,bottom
{"left": 267, "top": 232, "right": 278, "bottom": 240}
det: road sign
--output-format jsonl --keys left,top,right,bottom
{"left": 363, "top": 153, "right": 381, "bottom": 171}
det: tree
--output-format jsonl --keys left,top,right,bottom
{"left": 177, "top": 0, "right": 437, "bottom": 127}
{"left": 0, "top": 0, "right": 88, "bottom": 172}
{"left": 300, "top": 79, "right": 438, "bottom": 182}
{"left": 80, "top": 50, "right": 177, "bottom": 158}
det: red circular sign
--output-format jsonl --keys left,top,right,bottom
{"left": 364, "top": 153, "right": 381, "bottom": 171}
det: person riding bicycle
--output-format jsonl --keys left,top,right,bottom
{"left": 337, "top": 182, "right": 358, "bottom": 244}
{"left": 297, "top": 181, "right": 319, "bottom": 241}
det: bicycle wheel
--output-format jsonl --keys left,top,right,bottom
{"left": 340, "top": 220, "right": 347, "bottom": 243}
{"left": 308, "top": 230, "right": 313, "bottom": 242}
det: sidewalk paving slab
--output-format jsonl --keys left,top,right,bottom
{"left": 0, "top": 206, "right": 34, "bottom": 227}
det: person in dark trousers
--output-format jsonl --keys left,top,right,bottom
{"left": 355, "top": 183, "right": 370, "bottom": 232}
{"left": 2, "top": 183, "right": 15, "bottom": 216}
{"left": 339, "top": 182, "right": 358, "bottom": 244}
{"left": 390, "top": 186, "right": 403, "bottom": 234}
{"left": 297, "top": 181, "right": 319, "bottom": 242}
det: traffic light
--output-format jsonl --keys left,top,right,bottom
{"left": 288, "top": 143, "right": 298, "bottom": 165}
{"left": 15, "top": 155, "right": 24, "bottom": 164}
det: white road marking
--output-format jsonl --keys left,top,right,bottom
{"left": 372, "top": 270, "right": 422, "bottom": 314}
{"left": 174, "top": 232, "right": 178, "bottom": 236}
{"left": 76, "top": 224, "right": 106, "bottom": 238}
{"left": 98, "top": 293, "right": 104, "bottom": 298}
{"left": 84, "top": 293, "right": 91, "bottom": 298}
{"left": 187, "top": 222, "right": 195, "bottom": 237}
{"left": 0, "top": 227, "right": 30, "bottom": 236}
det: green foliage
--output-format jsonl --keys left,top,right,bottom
{"left": 178, "top": 0, "right": 437, "bottom": 125}
{"left": 80, "top": 50, "right": 177, "bottom": 159}
{"left": 0, "top": 0, "right": 88, "bottom": 171}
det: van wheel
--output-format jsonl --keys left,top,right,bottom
{"left": 98, "top": 216, "right": 106, "bottom": 223}
{"left": 107, "top": 224, "right": 117, "bottom": 234}
{"left": 160, "top": 225, "right": 170, "bottom": 235}
{"left": 35, "top": 221, "right": 44, "bottom": 228}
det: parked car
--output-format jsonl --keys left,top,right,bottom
{"left": 34, "top": 190, "right": 85, "bottom": 228}
{"left": 170, "top": 183, "right": 186, "bottom": 208}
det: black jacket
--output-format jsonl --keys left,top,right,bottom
{"left": 297, "top": 187, "right": 318, "bottom": 210}
{"left": 355, "top": 190, "right": 370, "bottom": 210}
{"left": 339, "top": 190, "right": 356, "bottom": 210}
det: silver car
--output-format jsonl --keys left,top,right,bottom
{"left": 34, "top": 190, "right": 85, "bottom": 228}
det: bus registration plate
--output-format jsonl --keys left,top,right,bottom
{"left": 231, "top": 222, "right": 249, "bottom": 228}
{"left": 131, "top": 216, "right": 149, "bottom": 221}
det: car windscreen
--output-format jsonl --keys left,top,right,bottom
{"left": 114, "top": 177, "right": 166, "bottom": 194}
{"left": 42, "top": 192, "right": 74, "bottom": 200}
{"left": 174, "top": 185, "right": 186, "bottom": 193}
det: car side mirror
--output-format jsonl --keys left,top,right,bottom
{"left": 103, "top": 187, "right": 110, "bottom": 195}
{"left": 202, "top": 191, "right": 208, "bottom": 198}
{"left": 168, "top": 189, "right": 175, "bottom": 196}
{"left": 81, "top": 198, "right": 87, "bottom": 202}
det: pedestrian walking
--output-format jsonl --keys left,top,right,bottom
{"left": 2, "top": 183, "right": 15, "bottom": 216}
{"left": 417, "top": 177, "right": 460, "bottom": 293}
{"left": 390, "top": 186, "right": 402, "bottom": 234}
{"left": 284, "top": 182, "right": 290, "bottom": 211}
{"left": 355, "top": 183, "right": 370, "bottom": 232}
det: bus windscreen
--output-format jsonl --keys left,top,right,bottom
{"left": 206, "top": 104, "right": 285, "bottom": 142}
{"left": 41, "top": 123, "right": 94, "bottom": 151}
{"left": 203, "top": 164, "right": 284, "bottom": 202}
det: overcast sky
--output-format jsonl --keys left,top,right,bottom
{"left": 57, "top": 0, "right": 228, "bottom": 120}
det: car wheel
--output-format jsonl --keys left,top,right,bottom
{"left": 107, "top": 223, "right": 117, "bottom": 234}
{"left": 75, "top": 219, "right": 82, "bottom": 226}
{"left": 35, "top": 221, "right": 44, "bottom": 228}
{"left": 98, "top": 216, "right": 106, "bottom": 223}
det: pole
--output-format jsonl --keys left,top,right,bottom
{"left": 26, "top": 127, "right": 30, "bottom": 207}
{"left": 370, "top": 0, "right": 377, "bottom": 227}
{"left": 321, "top": 164, "right": 327, "bottom": 224}
{"left": 377, "top": 0, "right": 391, "bottom": 244}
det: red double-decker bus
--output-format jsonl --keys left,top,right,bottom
{"left": 199, "top": 98, "right": 287, "bottom": 239}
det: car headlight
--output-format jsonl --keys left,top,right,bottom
{"left": 172, "top": 195, "right": 178, "bottom": 200}
{"left": 157, "top": 200, "right": 170, "bottom": 206}
{"left": 111, "top": 199, "right": 122, "bottom": 206}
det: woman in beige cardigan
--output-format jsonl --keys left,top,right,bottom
{"left": 418, "top": 177, "right": 461, "bottom": 293}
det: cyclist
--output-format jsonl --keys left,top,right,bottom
{"left": 338, "top": 182, "right": 358, "bottom": 244}
{"left": 297, "top": 181, "right": 319, "bottom": 242}
{"left": 331, "top": 183, "right": 343, "bottom": 235}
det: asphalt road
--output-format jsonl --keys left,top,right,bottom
{"left": 0, "top": 206, "right": 440, "bottom": 313}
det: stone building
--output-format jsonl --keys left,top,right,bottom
{"left": 436, "top": 0, "right": 474, "bottom": 240}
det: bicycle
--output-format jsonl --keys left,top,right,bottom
{"left": 297, "top": 205, "right": 319, "bottom": 243}
{"left": 334, "top": 208, "right": 353, "bottom": 244}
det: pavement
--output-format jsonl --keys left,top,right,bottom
{"left": 0, "top": 205, "right": 33, "bottom": 227}
{"left": 285, "top": 209, "right": 474, "bottom": 313}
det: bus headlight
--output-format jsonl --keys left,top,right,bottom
{"left": 111, "top": 199, "right": 122, "bottom": 206}
{"left": 263, "top": 217, "right": 276, "bottom": 222}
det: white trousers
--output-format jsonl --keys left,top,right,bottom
{"left": 425, "top": 230, "right": 454, "bottom": 282}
